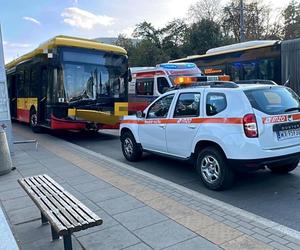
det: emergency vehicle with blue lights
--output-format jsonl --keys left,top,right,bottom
{"left": 128, "top": 63, "right": 229, "bottom": 114}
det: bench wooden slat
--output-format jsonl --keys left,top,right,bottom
{"left": 19, "top": 174, "right": 104, "bottom": 250}
{"left": 40, "top": 176, "right": 97, "bottom": 227}
{"left": 29, "top": 179, "right": 79, "bottom": 232}
{"left": 46, "top": 195, "right": 82, "bottom": 231}
{"left": 44, "top": 175, "right": 102, "bottom": 224}
{"left": 26, "top": 178, "right": 75, "bottom": 233}
{"left": 33, "top": 176, "right": 87, "bottom": 230}
{"left": 37, "top": 176, "right": 94, "bottom": 223}
{"left": 19, "top": 175, "right": 102, "bottom": 233}
{"left": 18, "top": 179, "right": 68, "bottom": 234}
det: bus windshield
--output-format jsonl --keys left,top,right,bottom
{"left": 62, "top": 49, "right": 128, "bottom": 102}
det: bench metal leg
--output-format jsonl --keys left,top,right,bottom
{"left": 41, "top": 212, "right": 48, "bottom": 225}
{"left": 63, "top": 234, "right": 72, "bottom": 250}
{"left": 51, "top": 226, "right": 59, "bottom": 241}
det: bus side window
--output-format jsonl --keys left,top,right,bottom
{"left": 17, "top": 69, "right": 25, "bottom": 97}
{"left": 30, "top": 68, "right": 38, "bottom": 98}
{"left": 157, "top": 77, "right": 170, "bottom": 94}
{"left": 242, "top": 61, "right": 257, "bottom": 80}
{"left": 136, "top": 78, "right": 154, "bottom": 95}
{"left": 41, "top": 68, "right": 48, "bottom": 99}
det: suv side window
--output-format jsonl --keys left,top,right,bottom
{"left": 147, "top": 94, "right": 175, "bottom": 119}
{"left": 157, "top": 77, "right": 170, "bottom": 94}
{"left": 136, "top": 78, "right": 154, "bottom": 95}
{"left": 174, "top": 93, "right": 200, "bottom": 117}
{"left": 206, "top": 93, "right": 227, "bottom": 116}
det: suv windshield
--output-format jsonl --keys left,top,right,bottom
{"left": 62, "top": 49, "right": 128, "bottom": 102}
{"left": 244, "top": 86, "right": 300, "bottom": 115}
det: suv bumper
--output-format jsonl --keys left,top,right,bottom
{"left": 228, "top": 151, "right": 300, "bottom": 171}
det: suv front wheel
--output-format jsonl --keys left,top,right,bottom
{"left": 268, "top": 161, "right": 299, "bottom": 174}
{"left": 196, "top": 147, "right": 235, "bottom": 190}
{"left": 121, "top": 131, "right": 143, "bottom": 162}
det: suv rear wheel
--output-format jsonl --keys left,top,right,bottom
{"left": 121, "top": 131, "right": 143, "bottom": 162}
{"left": 268, "top": 161, "right": 299, "bottom": 174}
{"left": 196, "top": 147, "right": 235, "bottom": 190}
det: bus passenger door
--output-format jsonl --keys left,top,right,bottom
{"left": 39, "top": 67, "right": 48, "bottom": 123}
{"left": 8, "top": 74, "right": 17, "bottom": 118}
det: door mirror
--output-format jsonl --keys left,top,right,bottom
{"left": 128, "top": 68, "right": 132, "bottom": 82}
{"left": 136, "top": 111, "right": 145, "bottom": 118}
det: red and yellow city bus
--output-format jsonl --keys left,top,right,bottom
{"left": 6, "top": 36, "right": 129, "bottom": 132}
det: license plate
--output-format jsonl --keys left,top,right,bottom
{"left": 277, "top": 128, "right": 300, "bottom": 141}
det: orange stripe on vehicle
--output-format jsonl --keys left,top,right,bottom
{"left": 200, "top": 118, "right": 243, "bottom": 124}
{"left": 121, "top": 117, "right": 243, "bottom": 125}
{"left": 263, "top": 113, "right": 300, "bottom": 124}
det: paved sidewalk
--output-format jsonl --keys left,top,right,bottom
{"left": 1, "top": 125, "right": 300, "bottom": 249}
{"left": 0, "top": 206, "right": 19, "bottom": 250}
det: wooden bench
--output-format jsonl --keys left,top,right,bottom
{"left": 18, "top": 174, "right": 103, "bottom": 250}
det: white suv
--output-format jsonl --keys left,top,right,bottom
{"left": 120, "top": 82, "right": 300, "bottom": 190}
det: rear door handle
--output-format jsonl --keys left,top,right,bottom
{"left": 159, "top": 124, "right": 166, "bottom": 129}
{"left": 188, "top": 125, "right": 196, "bottom": 129}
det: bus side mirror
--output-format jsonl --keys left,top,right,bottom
{"left": 128, "top": 69, "right": 132, "bottom": 82}
{"left": 136, "top": 111, "right": 145, "bottom": 118}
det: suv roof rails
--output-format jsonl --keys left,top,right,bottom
{"left": 236, "top": 79, "right": 277, "bottom": 85}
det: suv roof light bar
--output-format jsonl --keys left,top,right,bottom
{"left": 169, "top": 81, "right": 239, "bottom": 91}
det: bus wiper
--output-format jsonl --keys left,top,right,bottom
{"left": 70, "top": 95, "right": 84, "bottom": 102}
{"left": 284, "top": 107, "right": 300, "bottom": 112}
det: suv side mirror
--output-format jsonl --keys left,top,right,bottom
{"left": 136, "top": 111, "right": 145, "bottom": 118}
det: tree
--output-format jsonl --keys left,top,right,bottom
{"left": 222, "top": 0, "right": 283, "bottom": 42}
{"left": 183, "top": 19, "right": 231, "bottom": 55}
{"left": 133, "top": 21, "right": 162, "bottom": 48}
{"left": 161, "top": 19, "right": 188, "bottom": 60}
{"left": 283, "top": 0, "right": 300, "bottom": 39}
{"left": 114, "top": 34, "right": 136, "bottom": 65}
{"left": 189, "top": 0, "right": 223, "bottom": 23}
{"left": 130, "top": 39, "right": 169, "bottom": 67}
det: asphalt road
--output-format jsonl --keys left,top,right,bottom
{"left": 18, "top": 124, "right": 300, "bottom": 232}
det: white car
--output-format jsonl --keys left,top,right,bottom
{"left": 120, "top": 81, "right": 300, "bottom": 190}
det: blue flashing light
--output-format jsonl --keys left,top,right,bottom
{"left": 185, "top": 63, "right": 196, "bottom": 68}
{"left": 158, "top": 63, "right": 197, "bottom": 70}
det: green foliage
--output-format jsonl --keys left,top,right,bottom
{"left": 130, "top": 39, "right": 169, "bottom": 67}
{"left": 183, "top": 19, "right": 233, "bottom": 55}
{"left": 114, "top": 0, "right": 299, "bottom": 66}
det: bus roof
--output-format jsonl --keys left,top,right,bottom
{"left": 169, "top": 40, "right": 280, "bottom": 63}
{"left": 6, "top": 35, "right": 127, "bottom": 69}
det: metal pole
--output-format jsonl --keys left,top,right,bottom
{"left": 240, "top": 0, "right": 245, "bottom": 42}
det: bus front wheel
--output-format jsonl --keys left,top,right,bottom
{"left": 30, "top": 108, "right": 41, "bottom": 133}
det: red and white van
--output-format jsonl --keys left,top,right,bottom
{"left": 128, "top": 63, "right": 228, "bottom": 114}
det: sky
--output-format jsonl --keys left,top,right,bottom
{"left": 0, "top": 0, "right": 291, "bottom": 63}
